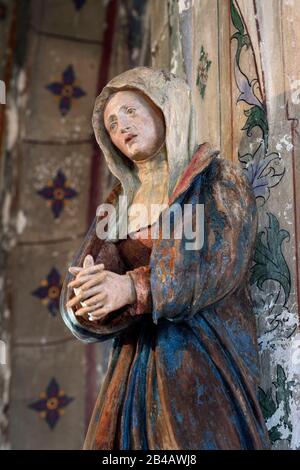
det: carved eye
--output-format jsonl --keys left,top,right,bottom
{"left": 110, "top": 122, "right": 117, "bottom": 131}
{"left": 126, "top": 107, "right": 135, "bottom": 115}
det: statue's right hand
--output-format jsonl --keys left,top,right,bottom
{"left": 66, "top": 255, "right": 106, "bottom": 311}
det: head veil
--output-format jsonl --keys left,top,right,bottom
{"left": 92, "top": 66, "right": 200, "bottom": 241}
{"left": 65, "top": 66, "right": 202, "bottom": 270}
{"left": 60, "top": 67, "right": 201, "bottom": 321}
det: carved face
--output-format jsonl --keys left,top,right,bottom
{"left": 103, "top": 89, "right": 165, "bottom": 162}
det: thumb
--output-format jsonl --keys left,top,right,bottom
{"left": 83, "top": 254, "right": 94, "bottom": 268}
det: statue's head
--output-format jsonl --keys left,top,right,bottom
{"left": 103, "top": 89, "right": 166, "bottom": 162}
{"left": 92, "top": 67, "right": 205, "bottom": 239}
{"left": 93, "top": 67, "right": 199, "bottom": 209}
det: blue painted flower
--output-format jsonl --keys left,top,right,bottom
{"left": 32, "top": 267, "right": 62, "bottom": 317}
{"left": 73, "top": 0, "right": 86, "bottom": 10}
{"left": 239, "top": 144, "right": 285, "bottom": 203}
{"left": 46, "top": 65, "right": 86, "bottom": 116}
{"left": 37, "top": 169, "right": 78, "bottom": 218}
{"left": 28, "top": 378, "right": 74, "bottom": 429}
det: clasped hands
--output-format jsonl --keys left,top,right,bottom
{"left": 66, "top": 255, "right": 136, "bottom": 321}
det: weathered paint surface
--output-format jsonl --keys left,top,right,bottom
{"left": 149, "top": 0, "right": 300, "bottom": 450}
{"left": 61, "top": 144, "right": 271, "bottom": 449}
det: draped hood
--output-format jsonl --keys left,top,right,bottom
{"left": 92, "top": 66, "right": 200, "bottom": 241}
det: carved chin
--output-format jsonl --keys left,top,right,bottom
{"left": 127, "top": 144, "right": 142, "bottom": 158}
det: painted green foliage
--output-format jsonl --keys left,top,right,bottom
{"left": 230, "top": 0, "right": 290, "bottom": 308}
{"left": 242, "top": 106, "right": 268, "bottom": 149}
{"left": 250, "top": 213, "right": 291, "bottom": 306}
{"left": 258, "top": 365, "right": 294, "bottom": 443}
{"left": 230, "top": 0, "right": 269, "bottom": 149}
{"left": 230, "top": 0, "right": 250, "bottom": 64}
{"left": 230, "top": 0, "right": 293, "bottom": 446}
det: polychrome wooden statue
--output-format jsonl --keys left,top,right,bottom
{"left": 60, "top": 67, "right": 271, "bottom": 450}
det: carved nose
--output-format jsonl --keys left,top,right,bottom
{"left": 121, "top": 126, "right": 131, "bottom": 133}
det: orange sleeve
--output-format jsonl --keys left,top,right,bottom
{"left": 126, "top": 266, "right": 152, "bottom": 316}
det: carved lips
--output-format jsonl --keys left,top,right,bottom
{"left": 125, "top": 134, "right": 137, "bottom": 145}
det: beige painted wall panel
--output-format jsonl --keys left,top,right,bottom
{"left": 192, "top": 0, "right": 220, "bottom": 150}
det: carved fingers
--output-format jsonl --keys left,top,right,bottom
{"left": 74, "top": 291, "right": 108, "bottom": 317}
{"left": 67, "top": 262, "right": 136, "bottom": 321}
{"left": 68, "top": 271, "right": 106, "bottom": 290}
{"left": 68, "top": 263, "right": 105, "bottom": 278}
{"left": 67, "top": 256, "right": 106, "bottom": 309}
{"left": 86, "top": 306, "right": 109, "bottom": 321}
{"left": 66, "top": 280, "right": 107, "bottom": 308}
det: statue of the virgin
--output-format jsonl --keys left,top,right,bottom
{"left": 60, "top": 67, "right": 271, "bottom": 450}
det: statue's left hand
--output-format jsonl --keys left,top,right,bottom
{"left": 66, "top": 256, "right": 137, "bottom": 321}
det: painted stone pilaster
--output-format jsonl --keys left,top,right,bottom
{"left": 234, "top": 0, "right": 300, "bottom": 449}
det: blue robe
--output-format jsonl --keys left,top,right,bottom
{"left": 60, "top": 143, "right": 271, "bottom": 449}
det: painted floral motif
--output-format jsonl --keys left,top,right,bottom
{"left": 28, "top": 378, "right": 74, "bottom": 429}
{"left": 32, "top": 267, "right": 62, "bottom": 317}
{"left": 46, "top": 65, "right": 86, "bottom": 116}
{"left": 37, "top": 169, "right": 78, "bottom": 219}
{"left": 251, "top": 212, "right": 291, "bottom": 309}
{"left": 230, "top": 0, "right": 250, "bottom": 64}
{"left": 258, "top": 365, "right": 295, "bottom": 444}
{"left": 230, "top": 0, "right": 296, "bottom": 447}
{"left": 196, "top": 46, "right": 212, "bottom": 99}
{"left": 239, "top": 144, "right": 285, "bottom": 203}
{"left": 242, "top": 105, "right": 269, "bottom": 149}
{"left": 73, "top": 0, "right": 86, "bottom": 10}
{"left": 230, "top": 0, "right": 269, "bottom": 149}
